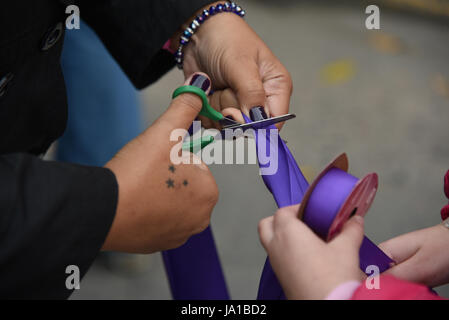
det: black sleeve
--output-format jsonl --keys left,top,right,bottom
{"left": 77, "top": 0, "right": 213, "bottom": 89}
{"left": 0, "top": 154, "right": 118, "bottom": 299}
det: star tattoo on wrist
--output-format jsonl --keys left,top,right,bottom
{"left": 166, "top": 178, "right": 175, "bottom": 188}
{"left": 166, "top": 164, "right": 188, "bottom": 189}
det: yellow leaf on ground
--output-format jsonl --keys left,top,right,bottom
{"left": 321, "top": 59, "right": 356, "bottom": 85}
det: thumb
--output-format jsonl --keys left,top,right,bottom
{"left": 155, "top": 72, "right": 212, "bottom": 131}
{"left": 332, "top": 215, "right": 365, "bottom": 252}
{"left": 227, "top": 57, "right": 266, "bottom": 117}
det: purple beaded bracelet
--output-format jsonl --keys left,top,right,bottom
{"left": 175, "top": 1, "right": 246, "bottom": 69}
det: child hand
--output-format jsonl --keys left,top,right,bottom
{"left": 379, "top": 222, "right": 449, "bottom": 288}
{"left": 258, "top": 205, "right": 366, "bottom": 299}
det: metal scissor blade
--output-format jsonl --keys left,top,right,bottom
{"left": 218, "top": 117, "right": 240, "bottom": 127}
{"left": 222, "top": 114, "right": 296, "bottom": 131}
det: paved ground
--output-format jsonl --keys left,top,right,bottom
{"left": 71, "top": 1, "right": 449, "bottom": 299}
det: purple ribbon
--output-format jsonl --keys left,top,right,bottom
{"left": 244, "top": 115, "right": 393, "bottom": 300}
{"left": 162, "top": 123, "right": 229, "bottom": 300}
{"left": 302, "top": 168, "right": 358, "bottom": 238}
{"left": 162, "top": 226, "right": 229, "bottom": 300}
{"left": 242, "top": 115, "right": 307, "bottom": 300}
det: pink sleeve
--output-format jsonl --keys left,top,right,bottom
{"left": 350, "top": 275, "right": 445, "bottom": 300}
{"left": 325, "top": 281, "right": 361, "bottom": 300}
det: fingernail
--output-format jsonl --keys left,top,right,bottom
{"left": 190, "top": 74, "right": 211, "bottom": 92}
{"left": 225, "top": 115, "right": 235, "bottom": 121}
{"left": 250, "top": 106, "right": 268, "bottom": 121}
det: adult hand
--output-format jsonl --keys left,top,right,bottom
{"left": 258, "top": 205, "right": 366, "bottom": 299}
{"left": 179, "top": 3, "right": 292, "bottom": 128}
{"left": 379, "top": 223, "right": 449, "bottom": 288}
{"left": 102, "top": 73, "right": 218, "bottom": 254}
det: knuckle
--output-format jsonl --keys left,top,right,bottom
{"left": 194, "top": 216, "right": 211, "bottom": 235}
{"left": 176, "top": 235, "right": 190, "bottom": 248}
{"left": 205, "top": 170, "right": 219, "bottom": 199}
{"left": 166, "top": 236, "right": 189, "bottom": 251}
{"left": 196, "top": 172, "right": 219, "bottom": 208}
{"left": 273, "top": 207, "right": 286, "bottom": 222}
{"left": 258, "top": 221, "right": 269, "bottom": 245}
{"left": 272, "top": 210, "right": 282, "bottom": 225}
{"left": 285, "top": 72, "right": 293, "bottom": 94}
{"left": 186, "top": 211, "right": 211, "bottom": 237}
{"left": 258, "top": 218, "right": 268, "bottom": 234}
{"left": 278, "top": 68, "right": 293, "bottom": 94}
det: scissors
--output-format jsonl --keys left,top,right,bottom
{"left": 172, "top": 85, "right": 296, "bottom": 151}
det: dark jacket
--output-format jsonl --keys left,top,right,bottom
{"left": 0, "top": 0, "right": 211, "bottom": 299}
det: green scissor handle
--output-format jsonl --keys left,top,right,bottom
{"left": 172, "top": 85, "right": 224, "bottom": 122}
{"left": 182, "top": 135, "right": 214, "bottom": 152}
{"left": 172, "top": 85, "right": 218, "bottom": 152}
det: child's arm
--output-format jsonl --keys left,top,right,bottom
{"left": 378, "top": 170, "right": 449, "bottom": 289}
{"left": 258, "top": 205, "right": 448, "bottom": 300}
{"left": 379, "top": 222, "right": 449, "bottom": 288}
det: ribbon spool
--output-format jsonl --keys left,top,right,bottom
{"left": 297, "top": 153, "right": 393, "bottom": 274}
{"left": 298, "top": 153, "right": 378, "bottom": 241}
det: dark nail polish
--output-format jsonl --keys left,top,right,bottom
{"left": 190, "top": 74, "right": 211, "bottom": 92}
{"left": 250, "top": 106, "right": 268, "bottom": 121}
{"left": 225, "top": 115, "right": 235, "bottom": 121}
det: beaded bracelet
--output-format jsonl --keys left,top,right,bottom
{"left": 175, "top": 2, "right": 246, "bottom": 69}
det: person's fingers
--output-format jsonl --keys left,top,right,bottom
{"left": 331, "top": 216, "right": 365, "bottom": 252}
{"left": 272, "top": 204, "right": 320, "bottom": 244}
{"left": 218, "top": 89, "right": 245, "bottom": 123}
{"left": 259, "top": 56, "right": 293, "bottom": 129}
{"left": 264, "top": 72, "right": 293, "bottom": 131}
{"left": 197, "top": 115, "right": 219, "bottom": 130}
{"left": 379, "top": 232, "right": 421, "bottom": 264}
{"left": 155, "top": 72, "right": 211, "bottom": 131}
{"left": 209, "top": 90, "right": 222, "bottom": 112}
{"left": 226, "top": 55, "right": 266, "bottom": 116}
{"left": 383, "top": 256, "right": 422, "bottom": 283}
{"left": 258, "top": 216, "right": 275, "bottom": 249}
{"left": 219, "top": 89, "right": 239, "bottom": 109}
{"left": 209, "top": 89, "right": 245, "bottom": 125}
{"left": 272, "top": 204, "right": 301, "bottom": 227}
{"left": 221, "top": 108, "right": 246, "bottom": 124}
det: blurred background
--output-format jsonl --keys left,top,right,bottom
{"left": 68, "top": 0, "right": 449, "bottom": 299}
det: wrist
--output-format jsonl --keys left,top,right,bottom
{"left": 172, "top": 2, "right": 246, "bottom": 69}
{"left": 169, "top": 1, "right": 222, "bottom": 52}
{"left": 437, "top": 219, "right": 449, "bottom": 237}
